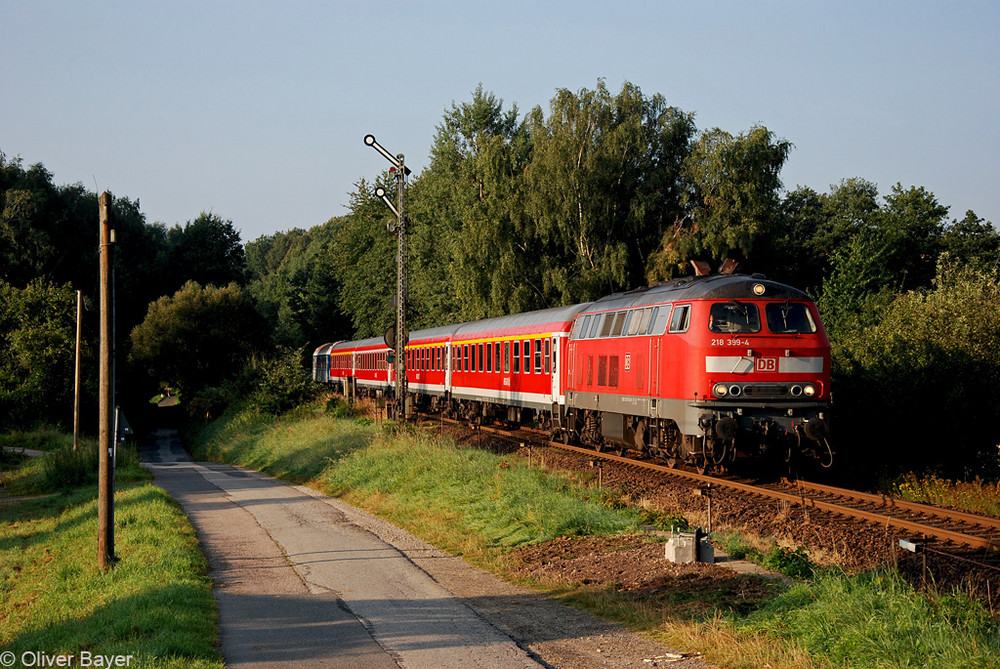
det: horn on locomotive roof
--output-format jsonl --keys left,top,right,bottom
{"left": 719, "top": 258, "right": 739, "bottom": 275}
{"left": 690, "top": 260, "right": 712, "bottom": 276}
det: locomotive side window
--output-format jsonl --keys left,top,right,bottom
{"left": 609, "top": 356, "right": 619, "bottom": 387}
{"left": 647, "top": 307, "right": 661, "bottom": 334}
{"left": 598, "top": 313, "right": 614, "bottom": 337}
{"left": 597, "top": 356, "right": 608, "bottom": 386}
{"left": 629, "top": 308, "right": 647, "bottom": 335}
{"left": 611, "top": 310, "right": 628, "bottom": 336}
{"left": 669, "top": 304, "right": 691, "bottom": 333}
{"left": 709, "top": 301, "right": 761, "bottom": 334}
{"left": 513, "top": 341, "right": 521, "bottom": 373}
{"left": 765, "top": 302, "right": 817, "bottom": 334}
{"left": 622, "top": 311, "right": 634, "bottom": 335}
{"left": 588, "top": 315, "right": 601, "bottom": 338}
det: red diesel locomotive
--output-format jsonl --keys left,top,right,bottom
{"left": 313, "top": 267, "right": 833, "bottom": 469}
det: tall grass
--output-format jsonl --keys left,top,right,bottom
{"left": 325, "top": 430, "right": 644, "bottom": 549}
{"left": 733, "top": 569, "right": 1000, "bottom": 668}
{"left": 186, "top": 402, "right": 377, "bottom": 483}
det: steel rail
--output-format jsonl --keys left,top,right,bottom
{"left": 779, "top": 479, "right": 1000, "bottom": 532}
{"left": 424, "top": 413, "right": 1000, "bottom": 552}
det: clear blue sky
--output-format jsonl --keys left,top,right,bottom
{"left": 3, "top": 1, "right": 997, "bottom": 242}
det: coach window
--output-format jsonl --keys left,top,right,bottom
{"left": 521, "top": 340, "right": 529, "bottom": 373}
{"left": 503, "top": 341, "right": 510, "bottom": 373}
{"left": 544, "top": 339, "right": 551, "bottom": 374}
{"left": 513, "top": 341, "right": 521, "bottom": 373}
{"left": 534, "top": 338, "right": 543, "bottom": 373}
{"left": 669, "top": 305, "right": 691, "bottom": 333}
{"left": 477, "top": 343, "right": 483, "bottom": 372}
{"left": 471, "top": 343, "right": 477, "bottom": 372}
{"left": 486, "top": 343, "right": 493, "bottom": 372}
{"left": 495, "top": 342, "right": 502, "bottom": 372}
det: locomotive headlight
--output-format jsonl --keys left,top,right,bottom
{"left": 803, "top": 384, "right": 817, "bottom": 397}
{"left": 713, "top": 383, "right": 728, "bottom": 397}
{"left": 729, "top": 385, "right": 742, "bottom": 397}
{"left": 790, "top": 385, "right": 803, "bottom": 397}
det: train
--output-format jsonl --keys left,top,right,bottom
{"left": 313, "top": 262, "right": 833, "bottom": 470}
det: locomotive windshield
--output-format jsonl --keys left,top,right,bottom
{"left": 709, "top": 301, "right": 760, "bottom": 333}
{"left": 765, "top": 302, "right": 817, "bottom": 334}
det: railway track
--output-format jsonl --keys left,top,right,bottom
{"left": 427, "top": 414, "right": 1000, "bottom": 555}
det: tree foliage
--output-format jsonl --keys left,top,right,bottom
{"left": 0, "top": 280, "right": 83, "bottom": 427}
{"left": 129, "top": 281, "right": 271, "bottom": 393}
{"left": 831, "top": 262, "right": 1000, "bottom": 477}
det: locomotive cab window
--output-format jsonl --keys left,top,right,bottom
{"left": 765, "top": 302, "right": 817, "bottom": 334}
{"left": 709, "top": 301, "right": 761, "bottom": 334}
{"left": 669, "top": 305, "right": 690, "bottom": 333}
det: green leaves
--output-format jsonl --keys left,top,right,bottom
{"left": 0, "top": 279, "right": 80, "bottom": 427}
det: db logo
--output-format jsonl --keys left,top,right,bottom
{"left": 624, "top": 354, "right": 631, "bottom": 371}
{"left": 755, "top": 357, "right": 777, "bottom": 372}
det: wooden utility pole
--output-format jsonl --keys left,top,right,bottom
{"left": 98, "top": 192, "right": 115, "bottom": 571}
{"left": 73, "top": 290, "right": 82, "bottom": 451}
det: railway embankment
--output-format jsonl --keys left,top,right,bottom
{"left": 182, "top": 397, "right": 1000, "bottom": 668}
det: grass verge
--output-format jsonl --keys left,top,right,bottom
{"left": 187, "top": 401, "right": 1000, "bottom": 668}
{"left": 1, "top": 433, "right": 222, "bottom": 668}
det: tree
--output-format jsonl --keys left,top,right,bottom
{"left": 0, "top": 279, "right": 83, "bottom": 427}
{"left": 647, "top": 125, "right": 790, "bottom": 280}
{"left": 526, "top": 81, "right": 696, "bottom": 300}
{"left": 333, "top": 179, "right": 398, "bottom": 338}
{"left": 940, "top": 210, "right": 999, "bottom": 268}
{"left": 129, "top": 281, "right": 271, "bottom": 393}
{"left": 165, "top": 212, "right": 247, "bottom": 290}
{"left": 409, "top": 85, "right": 536, "bottom": 323}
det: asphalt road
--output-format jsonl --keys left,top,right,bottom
{"left": 142, "top": 429, "right": 539, "bottom": 668}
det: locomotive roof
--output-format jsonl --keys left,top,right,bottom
{"left": 582, "top": 274, "right": 813, "bottom": 313}
{"left": 314, "top": 275, "right": 814, "bottom": 355}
